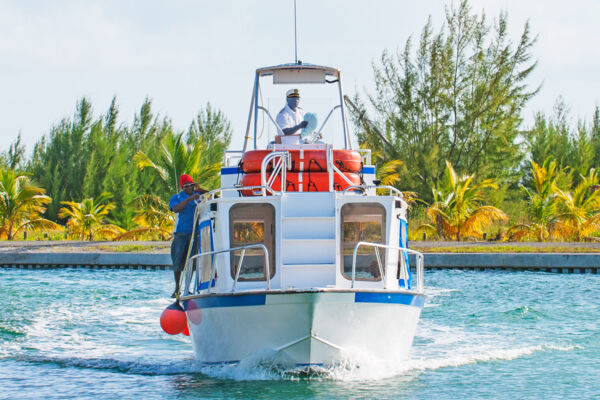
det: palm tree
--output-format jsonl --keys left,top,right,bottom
{"left": 423, "top": 161, "right": 508, "bottom": 241}
{"left": 115, "top": 194, "right": 174, "bottom": 240}
{"left": 0, "top": 168, "right": 62, "bottom": 240}
{"left": 552, "top": 169, "right": 600, "bottom": 241}
{"left": 366, "top": 146, "right": 420, "bottom": 206}
{"left": 133, "top": 132, "right": 221, "bottom": 194}
{"left": 507, "top": 158, "right": 563, "bottom": 241}
{"left": 58, "top": 192, "right": 124, "bottom": 240}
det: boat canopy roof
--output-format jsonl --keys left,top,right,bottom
{"left": 256, "top": 63, "right": 339, "bottom": 84}
{"left": 243, "top": 62, "right": 351, "bottom": 151}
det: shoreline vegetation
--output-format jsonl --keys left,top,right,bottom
{"left": 2, "top": 1, "right": 600, "bottom": 244}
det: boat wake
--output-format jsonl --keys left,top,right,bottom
{"left": 0, "top": 283, "right": 580, "bottom": 382}
{"left": 4, "top": 340, "right": 578, "bottom": 382}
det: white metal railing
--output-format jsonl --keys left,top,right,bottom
{"left": 343, "top": 185, "right": 405, "bottom": 198}
{"left": 202, "top": 186, "right": 277, "bottom": 202}
{"left": 184, "top": 243, "right": 271, "bottom": 295}
{"left": 224, "top": 150, "right": 244, "bottom": 166}
{"left": 326, "top": 146, "right": 354, "bottom": 191}
{"left": 315, "top": 105, "right": 341, "bottom": 137}
{"left": 257, "top": 106, "right": 285, "bottom": 136}
{"left": 261, "top": 151, "right": 291, "bottom": 196}
{"left": 356, "top": 149, "right": 371, "bottom": 165}
{"left": 350, "top": 241, "right": 424, "bottom": 292}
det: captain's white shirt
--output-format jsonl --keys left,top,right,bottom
{"left": 275, "top": 104, "right": 304, "bottom": 135}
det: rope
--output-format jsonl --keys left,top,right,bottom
{"left": 309, "top": 159, "right": 326, "bottom": 172}
{"left": 359, "top": 161, "right": 365, "bottom": 185}
{"left": 257, "top": 85, "right": 265, "bottom": 140}
{"left": 177, "top": 195, "right": 203, "bottom": 298}
{"left": 335, "top": 160, "right": 354, "bottom": 172}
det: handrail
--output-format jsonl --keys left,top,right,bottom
{"left": 261, "top": 151, "right": 291, "bottom": 196}
{"left": 185, "top": 243, "right": 271, "bottom": 295}
{"left": 342, "top": 185, "right": 367, "bottom": 195}
{"left": 201, "top": 186, "right": 278, "bottom": 203}
{"left": 351, "top": 241, "right": 424, "bottom": 292}
{"left": 342, "top": 185, "right": 405, "bottom": 199}
{"left": 257, "top": 105, "right": 285, "bottom": 136}
{"left": 224, "top": 150, "right": 243, "bottom": 166}
{"left": 326, "top": 146, "right": 354, "bottom": 191}
{"left": 356, "top": 149, "right": 371, "bottom": 165}
{"left": 315, "top": 105, "right": 341, "bottom": 136}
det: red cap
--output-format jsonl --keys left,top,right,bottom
{"left": 179, "top": 174, "right": 194, "bottom": 188}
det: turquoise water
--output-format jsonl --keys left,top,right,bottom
{"left": 1, "top": 268, "right": 598, "bottom": 399}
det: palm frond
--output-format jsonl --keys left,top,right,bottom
{"left": 462, "top": 206, "right": 508, "bottom": 239}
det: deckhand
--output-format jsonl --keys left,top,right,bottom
{"left": 169, "top": 174, "right": 207, "bottom": 298}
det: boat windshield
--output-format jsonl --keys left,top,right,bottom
{"left": 247, "top": 65, "right": 350, "bottom": 150}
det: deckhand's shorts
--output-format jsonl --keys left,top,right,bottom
{"left": 170, "top": 233, "right": 199, "bottom": 272}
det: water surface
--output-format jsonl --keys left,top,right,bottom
{"left": 1, "top": 268, "right": 598, "bottom": 399}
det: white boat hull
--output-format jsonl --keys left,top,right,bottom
{"left": 183, "top": 290, "right": 425, "bottom": 366}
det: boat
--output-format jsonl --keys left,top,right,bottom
{"left": 176, "top": 62, "right": 426, "bottom": 366}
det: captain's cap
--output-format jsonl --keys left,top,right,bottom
{"left": 286, "top": 89, "right": 300, "bottom": 98}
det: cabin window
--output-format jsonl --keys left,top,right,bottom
{"left": 341, "top": 203, "right": 386, "bottom": 281}
{"left": 229, "top": 203, "right": 276, "bottom": 281}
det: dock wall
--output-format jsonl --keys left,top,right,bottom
{"left": 0, "top": 253, "right": 172, "bottom": 270}
{"left": 414, "top": 253, "right": 600, "bottom": 274}
{"left": 0, "top": 252, "right": 599, "bottom": 273}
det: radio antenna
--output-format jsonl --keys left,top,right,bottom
{"left": 294, "top": 0, "right": 298, "bottom": 63}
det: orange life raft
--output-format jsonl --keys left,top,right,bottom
{"left": 241, "top": 149, "right": 362, "bottom": 173}
{"left": 240, "top": 171, "right": 361, "bottom": 196}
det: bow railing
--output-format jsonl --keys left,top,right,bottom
{"left": 350, "top": 241, "right": 424, "bottom": 292}
{"left": 183, "top": 243, "right": 271, "bottom": 295}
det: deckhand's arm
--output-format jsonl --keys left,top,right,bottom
{"left": 171, "top": 184, "right": 208, "bottom": 213}
{"left": 193, "top": 184, "right": 209, "bottom": 195}
{"left": 171, "top": 194, "right": 200, "bottom": 213}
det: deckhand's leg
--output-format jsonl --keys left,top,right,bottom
{"left": 170, "top": 234, "right": 191, "bottom": 298}
{"left": 173, "top": 271, "right": 181, "bottom": 297}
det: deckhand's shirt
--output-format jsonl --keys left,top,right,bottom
{"left": 169, "top": 191, "right": 200, "bottom": 234}
{"left": 275, "top": 104, "right": 304, "bottom": 134}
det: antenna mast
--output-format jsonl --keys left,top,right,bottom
{"left": 294, "top": 0, "right": 298, "bottom": 63}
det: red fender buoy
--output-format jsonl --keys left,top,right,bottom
{"left": 160, "top": 301, "right": 187, "bottom": 335}
{"left": 181, "top": 324, "right": 190, "bottom": 336}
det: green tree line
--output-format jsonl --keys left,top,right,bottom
{"left": 349, "top": 0, "right": 600, "bottom": 240}
{"left": 0, "top": 97, "right": 231, "bottom": 239}
{"left": 2, "top": 0, "right": 600, "bottom": 241}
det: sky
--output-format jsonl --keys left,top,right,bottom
{"left": 1, "top": 0, "right": 599, "bottom": 153}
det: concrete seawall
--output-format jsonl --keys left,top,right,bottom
{"left": 0, "top": 253, "right": 172, "bottom": 270}
{"left": 1, "top": 252, "right": 599, "bottom": 273}
{"left": 415, "top": 253, "right": 600, "bottom": 274}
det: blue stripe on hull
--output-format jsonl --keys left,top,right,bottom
{"left": 186, "top": 294, "right": 266, "bottom": 309}
{"left": 221, "top": 167, "right": 240, "bottom": 175}
{"left": 198, "top": 279, "right": 216, "bottom": 290}
{"left": 185, "top": 292, "right": 424, "bottom": 309}
{"left": 354, "top": 292, "right": 425, "bottom": 307}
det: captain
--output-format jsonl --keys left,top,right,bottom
{"left": 276, "top": 88, "right": 308, "bottom": 136}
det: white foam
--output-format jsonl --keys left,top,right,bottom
{"left": 3, "top": 281, "right": 580, "bottom": 383}
{"left": 4, "top": 338, "right": 578, "bottom": 383}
